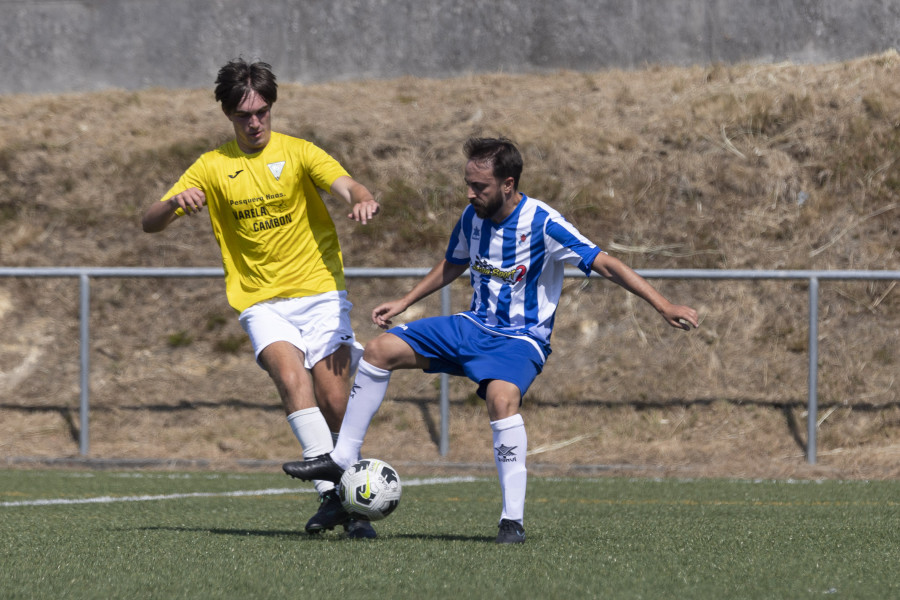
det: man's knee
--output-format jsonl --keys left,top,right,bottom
{"left": 362, "top": 334, "right": 396, "bottom": 369}
{"left": 484, "top": 380, "right": 523, "bottom": 421}
{"left": 362, "top": 333, "right": 421, "bottom": 371}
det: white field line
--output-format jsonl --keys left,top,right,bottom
{"left": 0, "top": 476, "right": 482, "bottom": 508}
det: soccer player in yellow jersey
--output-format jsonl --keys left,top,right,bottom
{"left": 142, "top": 59, "right": 381, "bottom": 539}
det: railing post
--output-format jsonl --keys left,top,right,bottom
{"left": 439, "top": 286, "right": 451, "bottom": 456}
{"left": 807, "top": 276, "right": 819, "bottom": 464}
{"left": 79, "top": 272, "right": 90, "bottom": 456}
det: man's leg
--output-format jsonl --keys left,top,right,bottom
{"left": 308, "top": 343, "right": 353, "bottom": 431}
{"left": 283, "top": 332, "right": 426, "bottom": 480}
{"left": 308, "top": 344, "right": 378, "bottom": 539}
{"left": 259, "top": 341, "right": 349, "bottom": 533}
{"left": 260, "top": 342, "right": 336, "bottom": 490}
{"left": 328, "top": 358, "right": 392, "bottom": 469}
{"left": 485, "top": 380, "right": 528, "bottom": 544}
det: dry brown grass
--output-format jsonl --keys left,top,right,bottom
{"left": 1, "top": 53, "right": 898, "bottom": 480}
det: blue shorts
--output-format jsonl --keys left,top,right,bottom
{"left": 388, "top": 314, "right": 545, "bottom": 399}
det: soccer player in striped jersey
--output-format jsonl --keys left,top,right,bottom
{"left": 284, "top": 137, "right": 699, "bottom": 543}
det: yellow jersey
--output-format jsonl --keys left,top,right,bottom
{"left": 160, "top": 132, "right": 350, "bottom": 312}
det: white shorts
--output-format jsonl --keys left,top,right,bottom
{"left": 238, "top": 291, "right": 363, "bottom": 371}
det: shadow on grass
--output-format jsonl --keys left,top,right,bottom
{"left": 138, "top": 526, "right": 301, "bottom": 539}
{"left": 135, "top": 526, "right": 489, "bottom": 542}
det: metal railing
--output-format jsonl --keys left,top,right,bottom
{"left": 1, "top": 266, "right": 898, "bottom": 464}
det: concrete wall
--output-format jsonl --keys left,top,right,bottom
{"left": 3, "top": 0, "right": 899, "bottom": 95}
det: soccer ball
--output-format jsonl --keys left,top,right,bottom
{"left": 339, "top": 458, "right": 402, "bottom": 521}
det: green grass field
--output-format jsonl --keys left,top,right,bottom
{"left": 1, "top": 469, "right": 898, "bottom": 599}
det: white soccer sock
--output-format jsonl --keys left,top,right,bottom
{"left": 287, "top": 407, "right": 336, "bottom": 496}
{"left": 332, "top": 431, "right": 361, "bottom": 463}
{"left": 331, "top": 359, "right": 392, "bottom": 469}
{"left": 491, "top": 413, "right": 527, "bottom": 524}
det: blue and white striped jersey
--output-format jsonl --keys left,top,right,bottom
{"left": 445, "top": 194, "right": 603, "bottom": 360}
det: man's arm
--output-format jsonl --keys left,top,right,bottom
{"left": 591, "top": 252, "right": 699, "bottom": 330}
{"left": 330, "top": 175, "right": 380, "bottom": 224}
{"left": 371, "top": 259, "right": 469, "bottom": 329}
{"left": 142, "top": 188, "right": 206, "bottom": 233}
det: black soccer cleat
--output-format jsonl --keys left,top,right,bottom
{"left": 283, "top": 454, "right": 344, "bottom": 484}
{"left": 305, "top": 489, "right": 350, "bottom": 534}
{"left": 495, "top": 518, "right": 526, "bottom": 544}
{"left": 344, "top": 519, "right": 378, "bottom": 539}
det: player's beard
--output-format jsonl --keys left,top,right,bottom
{"left": 471, "top": 191, "right": 504, "bottom": 220}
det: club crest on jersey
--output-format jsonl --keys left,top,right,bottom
{"left": 518, "top": 232, "right": 530, "bottom": 245}
{"left": 267, "top": 161, "right": 285, "bottom": 181}
{"left": 471, "top": 257, "right": 527, "bottom": 284}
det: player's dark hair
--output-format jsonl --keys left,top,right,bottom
{"left": 215, "top": 59, "right": 278, "bottom": 114}
{"left": 463, "top": 137, "right": 523, "bottom": 189}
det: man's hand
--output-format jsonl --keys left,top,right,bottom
{"left": 331, "top": 176, "right": 379, "bottom": 224}
{"left": 349, "top": 198, "right": 380, "bottom": 225}
{"left": 371, "top": 299, "right": 407, "bottom": 329}
{"left": 661, "top": 304, "right": 700, "bottom": 331}
{"left": 169, "top": 188, "right": 207, "bottom": 215}
{"left": 142, "top": 187, "right": 206, "bottom": 233}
